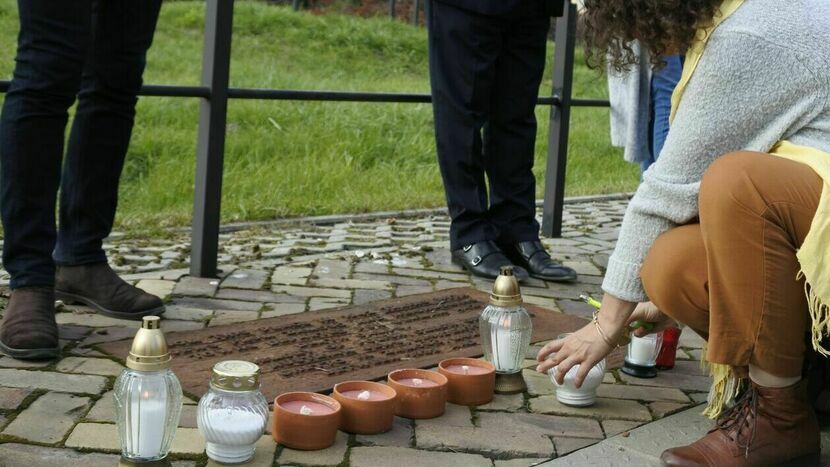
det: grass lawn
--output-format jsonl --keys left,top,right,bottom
{"left": 0, "top": 1, "right": 639, "bottom": 229}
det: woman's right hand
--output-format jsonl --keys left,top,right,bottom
{"left": 627, "top": 301, "right": 676, "bottom": 337}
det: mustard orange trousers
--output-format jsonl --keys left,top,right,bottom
{"left": 641, "top": 151, "right": 822, "bottom": 377}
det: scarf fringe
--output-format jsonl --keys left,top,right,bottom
{"left": 699, "top": 343, "right": 744, "bottom": 419}
{"left": 800, "top": 271, "right": 830, "bottom": 357}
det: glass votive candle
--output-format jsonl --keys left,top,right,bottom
{"left": 548, "top": 359, "right": 606, "bottom": 407}
{"left": 273, "top": 392, "right": 341, "bottom": 450}
{"left": 438, "top": 358, "right": 496, "bottom": 406}
{"left": 387, "top": 369, "right": 448, "bottom": 419}
{"left": 332, "top": 381, "right": 397, "bottom": 435}
{"left": 622, "top": 332, "right": 664, "bottom": 378}
{"left": 197, "top": 361, "right": 269, "bottom": 464}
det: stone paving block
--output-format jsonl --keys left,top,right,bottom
{"left": 689, "top": 392, "right": 708, "bottom": 404}
{"left": 562, "top": 261, "right": 603, "bottom": 276}
{"left": 523, "top": 369, "right": 555, "bottom": 396}
{"left": 65, "top": 422, "right": 205, "bottom": 455}
{"left": 396, "top": 285, "right": 434, "bottom": 296}
{"left": 86, "top": 391, "right": 114, "bottom": 422}
{"left": 355, "top": 416, "right": 413, "bottom": 447}
{"left": 648, "top": 401, "right": 691, "bottom": 419}
{"left": 207, "top": 435, "right": 276, "bottom": 467}
{"left": 175, "top": 297, "right": 263, "bottom": 311}
{"left": 530, "top": 396, "right": 652, "bottom": 422}
{"left": 209, "top": 310, "right": 260, "bottom": 326}
{"left": 261, "top": 302, "right": 306, "bottom": 318}
{"left": 272, "top": 285, "right": 351, "bottom": 298}
{"left": 270, "top": 266, "right": 313, "bottom": 285}
{"left": 221, "top": 269, "right": 269, "bottom": 289}
{"left": 603, "top": 405, "right": 708, "bottom": 460}
{"left": 174, "top": 276, "right": 219, "bottom": 297}
{"left": 56, "top": 312, "right": 141, "bottom": 329}
{"left": 277, "top": 431, "right": 348, "bottom": 466}
{"left": 354, "top": 261, "right": 390, "bottom": 274}
{"left": 157, "top": 305, "right": 212, "bottom": 321}
{"left": 495, "top": 458, "right": 551, "bottom": 467}
{"left": 416, "top": 404, "right": 473, "bottom": 428}
{"left": 394, "top": 267, "right": 468, "bottom": 281}
{"left": 416, "top": 424, "right": 555, "bottom": 459}
{"left": 309, "top": 297, "right": 350, "bottom": 310}
{"left": 215, "top": 288, "right": 304, "bottom": 304}
{"left": 160, "top": 319, "right": 207, "bottom": 332}
{"left": 678, "top": 329, "right": 706, "bottom": 349}
{"left": 56, "top": 357, "right": 123, "bottom": 376}
{"left": 618, "top": 370, "right": 712, "bottom": 393}
{"left": 554, "top": 437, "right": 599, "bottom": 456}
{"left": 602, "top": 420, "right": 643, "bottom": 437}
{"left": 353, "top": 272, "right": 433, "bottom": 287}
{"left": 538, "top": 442, "right": 657, "bottom": 466}
{"left": 555, "top": 299, "right": 596, "bottom": 319}
{"left": 595, "top": 384, "right": 690, "bottom": 403}
{"left": 3, "top": 392, "right": 91, "bottom": 443}
{"left": 80, "top": 326, "right": 138, "bottom": 347}
{"left": 353, "top": 288, "right": 393, "bottom": 305}
{"left": 312, "top": 278, "right": 392, "bottom": 290}
{"left": 350, "top": 446, "right": 492, "bottom": 467}
{"left": 477, "top": 412, "right": 604, "bottom": 440}
{"left": 135, "top": 279, "right": 176, "bottom": 300}
{"left": 0, "top": 369, "right": 107, "bottom": 395}
{"left": 0, "top": 443, "right": 120, "bottom": 467}
{"left": 59, "top": 324, "right": 93, "bottom": 340}
{"left": 477, "top": 393, "right": 525, "bottom": 412}
{"left": 313, "top": 259, "right": 351, "bottom": 279}
{"left": 0, "top": 387, "right": 32, "bottom": 410}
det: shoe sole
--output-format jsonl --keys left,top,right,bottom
{"left": 0, "top": 339, "right": 60, "bottom": 360}
{"left": 529, "top": 271, "right": 579, "bottom": 283}
{"left": 451, "top": 256, "right": 529, "bottom": 282}
{"left": 55, "top": 291, "right": 165, "bottom": 321}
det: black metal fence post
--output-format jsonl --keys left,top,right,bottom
{"left": 541, "top": 1, "right": 577, "bottom": 238}
{"left": 191, "top": 0, "right": 234, "bottom": 278}
{"left": 411, "top": 0, "right": 420, "bottom": 25}
{"left": 389, "top": 0, "right": 396, "bottom": 18}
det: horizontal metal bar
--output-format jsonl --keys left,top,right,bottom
{"left": 0, "top": 80, "right": 609, "bottom": 107}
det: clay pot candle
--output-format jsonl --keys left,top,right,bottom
{"left": 273, "top": 392, "right": 341, "bottom": 450}
{"left": 387, "top": 369, "right": 448, "bottom": 419}
{"left": 438, "top": 358, "right": 495, "bottom": 406}
{"left": 332, "top": 381, "right": 397, "bottom": 434}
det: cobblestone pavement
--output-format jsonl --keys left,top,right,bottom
{"left": 0, "top": 195, "right": 798, "bottom": 466}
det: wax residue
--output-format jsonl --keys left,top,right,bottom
{"left": 300, "top": 405, "right": 313, "bottom": 415}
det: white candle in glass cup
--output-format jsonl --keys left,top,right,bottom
{"left": 628, "top": 334, "right": 658, "bottom": 366}
{"left": 491, "top": 315, "right": 515, "bottom": 372}
{"left": 128, "top": 392, "right": 167, "bottom": 458}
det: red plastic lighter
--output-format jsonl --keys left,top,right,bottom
{"left": 656, "top": 327, "right": 682, "bottom": 370}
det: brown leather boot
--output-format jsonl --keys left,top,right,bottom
{"left": 55, "top": 263, "right": 164, "bottom": 320}
{"left": 0, "top": 287, "right": 60, "bottom": 360}
{"left": 661, "top": 380, "right": 820, "bottom": 466}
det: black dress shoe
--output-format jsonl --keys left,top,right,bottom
{"left": 501, "top": 240, "right": 577, "bottom": 282}
{"left": 451, "top": 241, "right": 529, "bottom": 282}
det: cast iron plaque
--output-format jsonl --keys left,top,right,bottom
{"left": 99, "top": 288, "right": 589, "bottom": 401}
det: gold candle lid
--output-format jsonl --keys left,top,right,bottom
{"left": 211, "top": 360, "right": 261, "bottom": 392}
{"left": 126, "top": 316, "right": 171, "bottom": 371}
{"left": 490, "top": 266, "right": 523, "bottom": 307}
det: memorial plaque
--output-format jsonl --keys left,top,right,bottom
{"left": 99, "top": 288, "right": 589, "bottom": 401}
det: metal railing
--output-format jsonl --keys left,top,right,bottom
{"left": 0, "top": 0, "right": 607, "bottom": 279}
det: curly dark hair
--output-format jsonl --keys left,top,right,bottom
{"left": 581, "top": 0, "right": 722, "bottom": 72}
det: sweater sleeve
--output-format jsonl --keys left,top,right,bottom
{"left": 602, "top": 31, "right": 826, "bottom": 302}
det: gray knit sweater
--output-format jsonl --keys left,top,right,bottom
{"left": 602, "top": 0, "right": 830, "bottom": 302}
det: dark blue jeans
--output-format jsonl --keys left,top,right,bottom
{"left": 0, "top": 0, "right": 161, "bottom": 289}
{"left": 642, "top": 54, "right": 684, "bottom": 173}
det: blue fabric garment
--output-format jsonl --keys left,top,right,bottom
{"left": 642, "top": 55, "right": 685, "bottom": 172}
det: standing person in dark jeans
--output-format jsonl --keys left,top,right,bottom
{"left": 0, "top": 1, "right": 164, "bottom": 360}
{"left": 427, "top": 0, "right": 577, "bottom": 283}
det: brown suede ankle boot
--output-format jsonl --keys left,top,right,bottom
{"left": 0, "top": 287, "right": 60, "bottom": 360}
{"left": 55, "top": 263, "right": 164, "bottom": 320}
{"left": 661, "top": 380, "right": 820, "bottom": 466}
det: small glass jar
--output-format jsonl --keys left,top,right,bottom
{"left": 114, "top": 317, "right": 182, "bottom": 462}
{"left": 547, "top": 333, "right": 606, "bottom": 406}
{"left": 479, "top": 267, "right": 532, "bottom": 375}
{"left": 622, "top": 332, "right": 664, "bottom": 378}
{"left": 198, "top": 361, "right": 269, "bottom": 464}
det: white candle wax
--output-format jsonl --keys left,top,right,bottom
{"left": 628, "top": 336, "right": 657, "bottom": 366}
{"left": 128, "top": 395, "right": 167, "bottom": 458}
{"left": 202, "top": 409, "right": 266, "bottom": 444}
{"left": 491, "top": 315, "right": 515, "bottom": 372}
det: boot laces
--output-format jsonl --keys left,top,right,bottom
{"left": 716, "top": 385, "right": 759, "bottom": 458}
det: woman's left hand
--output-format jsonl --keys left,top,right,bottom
{"left": 536, "top": 294, "right": 637, "bottom": 388}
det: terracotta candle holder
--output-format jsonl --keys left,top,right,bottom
{"left": 438, "top": 358, "right": 496, "bottom": 406}
{"left": 273, "top": 392, "right": 341, "bottom": 451}
{"left": 332, "top": 381, "right": 397, "bottom": 435}
{"left": 387, "top": 369, "right": 448, "bottom": 419}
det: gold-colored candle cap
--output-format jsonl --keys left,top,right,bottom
{"left": 126, "top": 316, "right": 171, "bottom": 371}
{"left": 490, "top": 266, "right": 523, "bottom": 307}
{"left": 211, "top": 360, "right": 261, "bottom": 391}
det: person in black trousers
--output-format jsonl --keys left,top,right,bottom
{"left": 0, "top": 1, "right": 164, "bottom": 360}
{"left": 427, "top": 0, "right": 576, "bottom": 282}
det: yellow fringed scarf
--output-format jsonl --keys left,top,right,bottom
{"left": 672, "top": 0, "right": 830, "bottom": 418}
